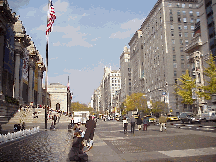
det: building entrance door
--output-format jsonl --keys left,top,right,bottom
{"left": 56, "top": 103, "right": 60, "bottom": 110}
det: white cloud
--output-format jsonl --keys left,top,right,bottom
{"left": 26, "top": 8, "right": 37, "bottom": 17}
{"left": 53, "top": 41, "right": 61, "bottom": 46}
{"left": 35, "top": 25, "right": 46, "bottom": 31}
{"left": 109, "top": 18, "right": 145, "bottom": 39}
{"left": 68, "top": 16, "right": 77, "bottom": 21}
{"left": 91, "top": 37, "right": 101, "bottom": 41}
{"left": 50, "top": 57, "right": 58, "bottom": 60}
{"left": 53, "top": 25, "right": 93, "bottom": 47}
{"left": 43, "top": 0, "right": 68, "bottom": 12}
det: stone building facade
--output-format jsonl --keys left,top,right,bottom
{"left": 47, "top": 83, "right": 71, "bottom": 114}
{"left": 120, "top": 46, "right": 131, "bottom": 104}
{"left": 0, "top": 0, "right": 47, "bottom": 124}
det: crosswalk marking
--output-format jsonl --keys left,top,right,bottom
{"left": 158, "top": 147, "right": 216, "bottom": 157}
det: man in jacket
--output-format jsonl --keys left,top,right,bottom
{"left": 159, "top": 114, "right": 167, "bottom": 132}
{"left": 131, "top": 115, "right": 135, "bottom": 134}
{"left": 84, "top": 116, "right": 96, "bottom": 150}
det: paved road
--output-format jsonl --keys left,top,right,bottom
{"left": 1, "top": 119, "right": 216, "bottom": 161}
{"left": 87, "top": 119, "right": 216, "bottom": 162}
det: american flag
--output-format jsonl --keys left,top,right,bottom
{"left": 46, "top": 0, "right": 56, "bottom": 35}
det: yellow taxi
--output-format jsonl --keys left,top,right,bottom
{"left": 166, "top": 114, "right": 179, "bottom": 122}
{"left": 145, "top": 115, "right": 156, "bottom": 123}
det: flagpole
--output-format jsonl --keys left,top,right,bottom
{"left": 45, "top": 0, "right": 50, "bottom": 129}
{"left": 67, "top": 76, "right": 69, "bottom": 115}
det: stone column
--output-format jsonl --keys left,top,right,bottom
{"left": 28, "top": 58, "right": 34, "bottom": 104}
{"left": 37, "top": 68, "right": 43, "bottom": 106}
{"left": 0, "top": 28, "right": 6, "bottom": 100}
{"left": 14, "top": 49, "right": 22, "bottom": 100}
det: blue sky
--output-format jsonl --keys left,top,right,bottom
{"left": 8, "top": 0, "right": 157, "bottom": 104}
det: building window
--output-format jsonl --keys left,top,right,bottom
{"left": 170, "top": 16, "right": 173, "bottom": 21}
{"left": 168, "top": 3, "right": 172, "bottom": 7}
{"left": 174, "top": 70, "right": 177, "bottom": 77}
{"left": 171, "top": 31, "right": 174, "bottom": 36}
{"left": 190, "top": 18, "right": 194, "bottom": 23}
{"left": 173, "top": 55, "right": 176, "bottom": 61}
{"left": 183, "top": 18, "right": 187, "bottom": 23}
{"left": 181, "top": 63, "right": 184, "bottom": 68}
{"left": 182, "top": 71, "right": 185, "bottom": 74}
{"left": 178, "top": 25, "right": 182, "bottom": 30}
{"left": 180, "top": 47, "right": 184, "bottom": 52}
{"left": 191, "top": 25, "right": 194, "bottom": 30}
{"left": 196, "top": 12, "right": 200, "bottom": 16}
{"left": 177, "top": 3, "right": 180, "bottom": 7}
{"left": 179, "top": 32, "right": 182, "bottom": 37}
{"left": 172, "top": 47, "right": 175, "bottom": 52}
{"left": 169, "top": 9, "right": 172, "bottom": 14}
{"left": 196, "top": 4, "right": 199, "bottom": 8}
{"left": 177, "top": 10, "right": 181, "bottom": 16}
{"left": 189, "top": 11, "right": 193, "bottom": 16}
{"left": 182, "top": 11, "right": 186, "bottom": 15}
{"left": 173, "top": 63, "right": 177, "bottom": 68}
{"left": 196, "top": 18, "right": 200, "bottom": 23}
{"left": 172, "top": 39, "right": 175, "bottom": 44}
{"left": 182, "top": 3, "right": 185, "bottom": 8}
{"left": 184, "top": 32, "right": 188, "bottom": 37}
{"left": 180, "top": 39, "right": 183, "bottom": 45}
{"left": 178, "top": 17, "right": 181, "bottom": 23}
{"left": 184, "top": 25, "right": 188, "bottom": 30}
{"left": 185, "top": 40, "right": 189, "bottom": 45}
{"left": 189, "top": 4, "right": 192, "bottom": 8}
{"left": 191, "top": 32, "right": 194, "bottom": 37}
{"left": 171, "top": 25, "right": 174, "bottom": 30}
{"left": 181, "top": 55, "right": 184, "bottom": 61}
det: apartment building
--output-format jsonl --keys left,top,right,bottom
{"left": 120, "top": 46, "right": 131, "bottom": 103}
{"left": 92, "top": 66, "right": 121, "bottom": 114}
{"left": 185, "top": 0, "right": 216, "bottom": 114}
{"left": 128, "top": 0, "right": 200, "bottom": 115}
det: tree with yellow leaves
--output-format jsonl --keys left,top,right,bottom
{"left": 123, "top": 93, "right": 147, "bottom": 114}
{"left": 197, "top": 53, "right": 216, "bottom": 100}
{"left": 175, "top": 69, "right": 196, "bottom": 106}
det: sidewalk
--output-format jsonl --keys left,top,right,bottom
{"left": 87, "top": 133, "right": 125, "bottom": 162}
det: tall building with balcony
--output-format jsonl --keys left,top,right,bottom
{"left": 185, "top": 0, "right": 216, "bottom": 113}
{"left": 129, "top": 0, "right": 200, "bottom": 115}
{"left": 120, "top": 46, "right": 131, "bottom": 103}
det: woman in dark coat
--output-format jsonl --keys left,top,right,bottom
{"left": 137, "top": 115, "right": 142, "bottom": 130}
{"left": 68, "top": 131, "right": 88, "bottom": 161}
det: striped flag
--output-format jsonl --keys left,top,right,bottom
{"left": 67, "top": 76, "right": 70, "bottom": 91}
{"left": 46, "top": 0, "right": 56, "bottom": 36}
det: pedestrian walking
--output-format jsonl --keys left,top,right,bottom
{"left": 54, "top": 114, "right": 57, "bottom": 125}
{"left": 130, "top": 115, "right": 135, "bottom": 134}
{"left": 50, "top": 122, "right": 55, "bottom": 129}
{"left": 21, "top": 122, "right": 26, "bottom": 130}
{"left": 159, "top": 114, "right": 167, "bottom": 132}
{"left": 84, "top": 116, "right": 96, "bottom": 150}
{"left": 122, "top": 117, "right": 128, "bottom": 134}
{"left": 143, "top": 116, "right": 148, "bottom": 131}
{"left": 137, "top": 115, "right": 142, "bottom": 130}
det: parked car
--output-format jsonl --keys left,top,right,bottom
{"left": 179, "top": 112, "right": 201, "bottom": 124}
{"left": 166, "top": 114, "right": 179, "bottom": 122}
{"left": 145, "top": 115, "right": 156, "bottom": 123}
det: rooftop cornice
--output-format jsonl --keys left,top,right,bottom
{"left": 0, "top": 0, "right": 16, "bottom": 24}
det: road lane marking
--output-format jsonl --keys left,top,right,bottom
{"left": 158, "top": 147, "right": 216, "bottom": 157}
